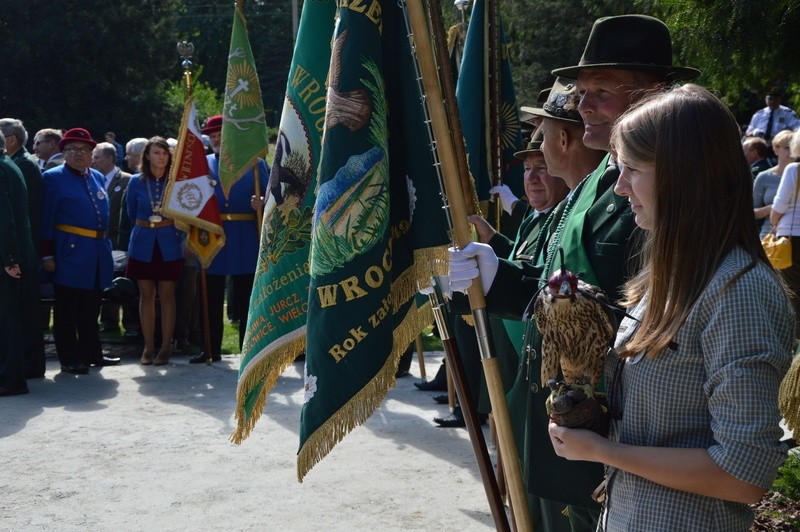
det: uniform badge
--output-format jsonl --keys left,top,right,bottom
{"left": 97, "top": 189, "right": 106, "bottom": 200}
{"left": 114, "top": 185, "right": 122, "bottom": 192}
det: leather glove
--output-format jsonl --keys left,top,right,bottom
{"left": 448, "top": 242, "right": 498, "bottom": 294}
{"left": 489, "top": 184, "right": 519, "bottom": 215}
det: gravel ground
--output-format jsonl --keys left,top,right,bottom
{"left": 1, "top": 347, "right": 498, "bottom": 531}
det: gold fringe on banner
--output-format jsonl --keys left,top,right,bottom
{"left": 779, "top": 353, "right": 800, "bottom": 433}
{"left": 230, "top": 332, "right": 307, "bottom": 444}
{"left": 296, "top": 245, "right": 448, "bottom": 481}
{"left": 297, "top": 295, "right": 428, "bottom": 481}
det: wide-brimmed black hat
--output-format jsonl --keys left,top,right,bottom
{"left": 525, "top": 78, "right": 583, "bottom": 125}
{"left": 551, "top": 15, "right": 700, "bottom": 81}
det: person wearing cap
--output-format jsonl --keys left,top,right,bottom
{"left": 447, "top": 15, "right": 700, "bottom": 531}
{"left": 0, "top": 130, "right": 36, "bottom": 396}
{"left": 125, "top": 136, "right": 184, "bottom": 366}
{"left": 40, "top": 127, "right": 119, "bottom": 374}
{"left": 189, "top": 115, "right": 269, "bottom": 364}
{"left": 745, "top": 87, "right": 800, "bottom": 145}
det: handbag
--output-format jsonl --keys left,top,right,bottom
{"left": 765, "top": 165, "right": 800, "bottom": 269}
{"left": 762, "top": 232, "right": 792, "bottom": 270}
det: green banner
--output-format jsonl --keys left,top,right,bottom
{"left": 232, "top": 0, "right": 336, "bottom": 444}
{"left": 219, "top": 5, "right": 270, "bottom": 198}
{"left": 456, "top": 0, "right": 523, "bottom": 200}
{"left": 298, "top": 0, "right": 449, "bottom": 480}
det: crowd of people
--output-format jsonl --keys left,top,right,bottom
{"left": 1, "top": 11, "right": 798, "bottom": 532}
{"left": 0, "top": 115, "right": 266, "bottom": 390}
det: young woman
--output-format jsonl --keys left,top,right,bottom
{"left": 754, "top": 130, "right": 795, "bottom": 236}
{"left": 548, "top": 85, "right": 795, "bottom": 531}
{"left": 125, "top": 136, "right": 183, "bottom": 365}
{"left": 770, "top": 131, "right": 800, "bottom": 339}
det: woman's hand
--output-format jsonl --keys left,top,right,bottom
{"left": 754, "top": 205, "right": 772, "bottom": 220}
{"left": 548, "top": 421, "right": 607, "bottom": 462}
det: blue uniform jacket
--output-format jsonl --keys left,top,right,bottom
{"left": 205, "top": 155, "right": 269, "bottom": 276}
{"left": 41, "top": 164, "right": 113, "bottom": 290}
{"left": 125, "top": 174, "right": 184, "bottom": 262}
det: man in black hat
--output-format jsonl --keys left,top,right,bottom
{"left": 746, "top": 87, "right": 800, "bottom": 145}
{"left": 447, "top": 15, "right": 699, "bottom": 531}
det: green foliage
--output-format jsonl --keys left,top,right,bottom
{"left": 644, "top": 0, "right": 800, "bottom": 122}
{"left": 773, "top": 452, "right": 800, "bottom": 503}
{"left": 176, "top": 0, "right": 296, "bottom": 127}
{"left": 163, "top": 74, "right": 224, "bottom": 131}
{"left": 501, "top": 0, "right": 641, "bottom": 108}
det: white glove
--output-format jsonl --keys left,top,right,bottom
{"left": 448, "top": 242, "right": 498, "bottom": 294}
{"left": 489, "top": 184, "right": 519, "bottom": 215}
{"left": 417, "top": 274, "right": 452, "bottom": 300}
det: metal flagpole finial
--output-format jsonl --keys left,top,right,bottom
{"left": 177, "top": 41, "right": 195, "bottom": 96}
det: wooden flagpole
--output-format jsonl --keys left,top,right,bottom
{"left": 404, "top": 1, "right": 533, "bottom": 529}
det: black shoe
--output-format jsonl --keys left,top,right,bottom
{"left": 433, "top": 393, "right": 449, "bottom": 404}
{"left": 433, "top": 415, "right": 466, "bottom": 428}
{"left": 414, "top": 379, "right": 447, "bottom": 392}
{"left": 189, "top": 353, "right": 222, "bottom": 364}
{"left": 61, "top": 364, "right": 89, "bottom": 375}
{"left": 0, "top": 385, "right": 29, "bottom": 397}
{"left": 26, "top": 371, "right": 45, "bottom": 379}
{"left": 89, "top": 356, "right": 121, "bottom": 367}
{"left": 101, "top": 324, "right": 120, "bottom": 333}
{"left": 122, "top": 330, "right": 142, "bottom": 340}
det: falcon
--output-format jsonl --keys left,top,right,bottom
{"left": 534, "top": 265, "right": 615, "bottom": 389}
{"left": 529, "top": 260, "right": 617, "bottom": 432}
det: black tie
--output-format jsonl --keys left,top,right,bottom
{"left": 765, "top": 109, "right": 775, "bottom": 141}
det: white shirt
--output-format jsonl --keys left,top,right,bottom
{"left": 746, "top": 105, "right": 800, "bottom": 140}
{"left": 772, "top": 162, "right": 800, "bottom": 236}
{"left": 103, "top": 168, "right": 119, "bottom": 190}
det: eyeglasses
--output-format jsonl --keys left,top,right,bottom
{"left": 63, "top": 147, "right": 93, "bottom": 155}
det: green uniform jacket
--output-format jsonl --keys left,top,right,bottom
{"left": 489, "top": 161, "right": 642, "bottom": 509}
{"left": 0, "top": 155, "right": 35, "bottom": 270}
{"left": 10, "top": 148, "right": 42, "bottom": 257}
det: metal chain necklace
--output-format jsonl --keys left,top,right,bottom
{"left": 145, "top": 175, "right": 165, "bottom": 223}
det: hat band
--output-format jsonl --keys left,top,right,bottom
{"left": 542, "top": 101, "right": 582, "bottom": 122}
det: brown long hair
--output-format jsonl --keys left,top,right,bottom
{"left": 611, "top": 84, "right": 770, "bottom": 357}
{"left": 140, "top": 136, "right": 172, "bottom": 180}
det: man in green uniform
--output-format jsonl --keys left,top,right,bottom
{"left": 0, "top": 130, "right": 36, "bottom": 395}
{"left": 0, "top": 118, "right": 45, "bottom": 379}
{"left": 448, "top": 15, "right": 700, "bottom": 531}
